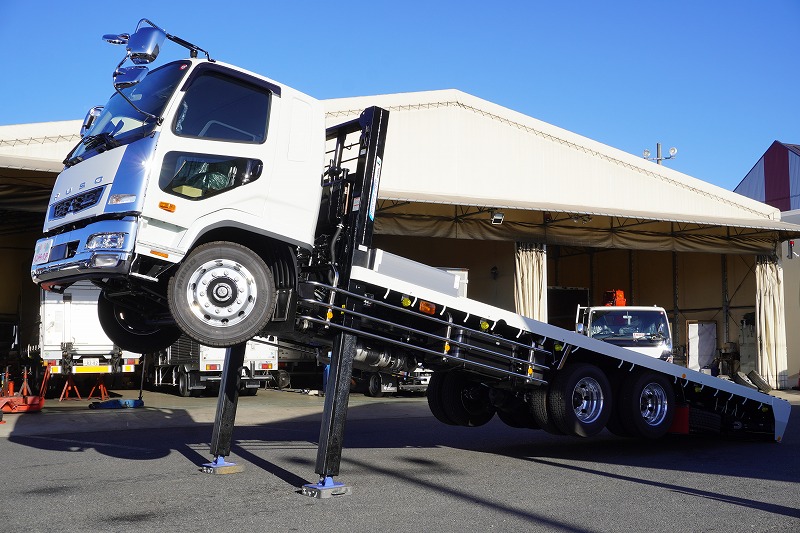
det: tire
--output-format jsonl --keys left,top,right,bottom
{"left": 426, "top": 371, "right": 457, "bottom": 425}
{"left": 177, "top": 370, "right": 191, "bottom": 398}
{"left": 366, "top": 373, "right": 384, "bottom": 398}
{"left": 547, "top": 363, "right": 612, "bottom": 437}
{"left": 168, "top": 242, "right": 276, "bottom": 347}
{"left": 97, "top": 293, "right": 182, "bottom": 353}
{"left": 618, "top": 371, "right": 675, "bottom": 439}
{"left": 275, "top": 370, "right": 291, "bottom": 390}
{"left": 733, "top": 371, "right": 758, "bottom": 391}
{"left": 529, "top": 386, "right": 564, "bottom": 435}
{"left": 439, "top": 371, "right": 495, "bottom": 427}
{"left": 746, "top": 370, "right": 772, "bottom": 393}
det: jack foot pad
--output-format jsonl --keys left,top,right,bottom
{"left": 301, "top": 476, "right": 352, "bottom": 498}
{"left": 201, "top": 456, "right": 244, "bottom": 475}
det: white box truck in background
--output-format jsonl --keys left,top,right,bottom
{"left": 37, "top": 281, "right": 138, "bottom": 376}
{"left": 144, "top": 335, "right": 278, "bottom": 396}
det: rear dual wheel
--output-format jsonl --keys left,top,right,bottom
{"left": 547, "top": 363, "right": 612, "bottom": 437}
{"left": 616, "top": 372, "right": 675, "bottom": 439}
{"left": 426, "top": 370, "right": 495, "bottom": 427}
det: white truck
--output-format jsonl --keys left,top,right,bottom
{"left": 36, "top": 280, "right": 138, "bottom": 377}
{"left": 145, "top": 335, "right": 278, "bottom": 396}
{"left": 29, "top": 18, "right": 791, "bottom": 489}
{"left": 576, "top": 305, "right": 673, "bottom": 362}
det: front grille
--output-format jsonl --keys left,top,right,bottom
{"left": 52, "top": 187, "right": 104, "bottom": 219}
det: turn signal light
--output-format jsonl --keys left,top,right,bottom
{"left": 419, "top": 300, "right": 436, "bottom": 315}
{"left": 159, "top": 201, "right": 176, "bottom": 212}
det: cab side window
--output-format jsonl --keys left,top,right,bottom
{"left": 173, "top": 72, "right": 270, "bottom": 143}
{"left": 159, "top": 152, "right": 263, "bottom": 200}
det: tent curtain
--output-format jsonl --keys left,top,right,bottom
{"left": 755, "top": 256, "right": 789, "bottom": 388}
{"left": 374, "top": 214, "right": 780, "bottom": 255}
{"left": 514, "top": 242, "right": 547, "bottom": 322}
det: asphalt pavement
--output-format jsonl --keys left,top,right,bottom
{"left": 1, "top": 386, "right": 798, "bottom": 532}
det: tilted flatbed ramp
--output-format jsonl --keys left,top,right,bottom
{"left": 344, "top": 249, "right": 790, "bottom": 442}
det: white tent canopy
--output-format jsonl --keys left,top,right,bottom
{"left": 325, "top": 90, "right": 800, "bottom": 254}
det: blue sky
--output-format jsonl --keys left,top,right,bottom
{"left": 1, "top": 1, "right": 798, "bottom": 192}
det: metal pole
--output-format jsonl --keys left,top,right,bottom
{"left": 722, "top": 255, "right": 730, "bottom": 343}
{"left": 657, "top": 143, "right": 663, "bottom": 165}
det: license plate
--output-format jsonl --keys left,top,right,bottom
{"left": 32, "top": 239, "right": 53, "bottom": 265}
{"left": 82, "top": 358, "right": 100, "bottom": 366}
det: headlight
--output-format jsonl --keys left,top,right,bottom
{"left": 86, "top": 232, "right": 126, "bottom": 250}
{"left": 108, "top": 194, "right": 137, "bottom": 205}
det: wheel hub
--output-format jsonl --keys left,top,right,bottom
{"left": 639, "top": 383, "right": 668, "bottom": 426}
{"left": 572, "top": 377, "right": 604, "bottom": 423}
{"left": 185, "top": 258, "right": 258, "bottom": 328}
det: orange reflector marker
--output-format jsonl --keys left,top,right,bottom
{"left": 419, "top": 300, "right": 436, "bottom": 315}
{"left": 159, "top": 201, "right": 176, "bottom": 212}
{"left": 150, "top": 250, "right": 169, "bottom": 258}
{"left": 444, "top": 342, "right": 450, "bottom": 353}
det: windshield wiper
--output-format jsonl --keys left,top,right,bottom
{"left": 63, "top": 132, "right": 121, "bottom": 167}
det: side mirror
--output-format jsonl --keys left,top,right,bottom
{"left": 575, "top": 323, "right": 585, "bottom": 335}
{"left": 113, "top": 65, "right": 149, "bottom": 90}
{"left": 80, "top": 106, "right": 104, "bottom": 137}
{"left": 127, "top": 26, "right": 166, "bottom": 64}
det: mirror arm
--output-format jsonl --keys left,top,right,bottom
{"left": 167, "top": 33, "right": 213, "bottom": 61}
{"left": 135, "top": 18, "right": 213, "bottom": 61}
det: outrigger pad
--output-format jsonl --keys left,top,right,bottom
{"left": 301, "top": 477, "right": 352, "bottom": 498}
{"left": 200, "top": 456, "right": 244, "bottom": 475}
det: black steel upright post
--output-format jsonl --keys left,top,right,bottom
{"left": 202, "top": 342, "right": 246, "bottom": 474}
{"left": 302, "top": 107, "right": 389, "bottom": 498}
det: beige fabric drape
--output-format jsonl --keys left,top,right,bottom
{"left": 755, "top": 256, "right": 789, "bottom": 388}
{"left": 514, "top": 243, "right": 547, "bottom": 322}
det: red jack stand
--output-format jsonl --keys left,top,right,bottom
{"left": 87, "top": 376, "right": 109, "bottom": 401}
{"left": 59, "top": 375, "right": 82, "bottom": 401}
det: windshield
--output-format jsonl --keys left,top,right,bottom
{"left": 65, "top": 60, "right": 191, "bottom": 166}
{"left": 589, "top": 309, "right": 669, "bottom": 346}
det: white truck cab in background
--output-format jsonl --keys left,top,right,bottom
{"left": 576, "top": 304, "right": 673, "bottom": 362}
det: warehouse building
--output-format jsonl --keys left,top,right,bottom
{"left": 1, "top": 91, "right": 798, "bottom": 388}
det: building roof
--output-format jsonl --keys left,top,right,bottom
{"left": 734, "top": 141, "right": 800, "bottom": 213}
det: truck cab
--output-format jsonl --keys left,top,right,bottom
{"left": 576, "top": 305, "right": 673, "bottom": 362}
{"left": 30, "top": 19, "right": 326, "bottom": 353}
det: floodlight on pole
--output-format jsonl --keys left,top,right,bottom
{"left": 643, "top": 143, "right": 677, "bottom": 165}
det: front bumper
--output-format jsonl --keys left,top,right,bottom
{"left": 31, "top": 218, "right": 138, "bottom": 287}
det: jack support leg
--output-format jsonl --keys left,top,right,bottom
{"left": 302, "top": 332, "right": 356, "bottom": 498}
{"left": 202, "top": 343, "right": 246, "bottom": 474}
